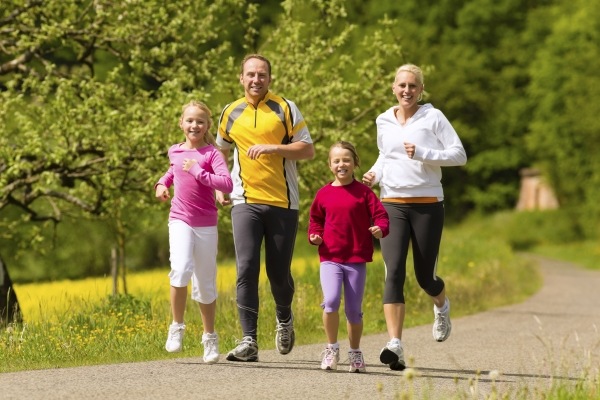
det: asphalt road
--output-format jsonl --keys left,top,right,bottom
{"left": 2, "top": 255, "right": 599, "bottom": 399}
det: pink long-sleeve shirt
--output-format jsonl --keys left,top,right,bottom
{"left": 308, "top": 179, "right": 389, "bottom": 263}
{"left": 156, "top": 143, "right": 232, "bottom": 227}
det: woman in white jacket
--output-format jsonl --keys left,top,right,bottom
{"left": 362, "top": 64, "right": 467, "bottom": 371}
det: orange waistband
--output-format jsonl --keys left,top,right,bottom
{"left": 382, "top": 197, "right": 439, "bottom": 204}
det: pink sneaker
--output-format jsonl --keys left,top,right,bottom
{"left": 348, "top": 350, "right": 366, "bottom": 373}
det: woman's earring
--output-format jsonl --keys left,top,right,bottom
{"left": 418, "top": 92, "right": 423, "bottom": 102}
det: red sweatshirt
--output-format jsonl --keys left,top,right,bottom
{"left": 308, "top": 179, "right": 389, "bottom": 263}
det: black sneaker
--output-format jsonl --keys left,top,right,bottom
{"left": 226, "top": 336, "right": 259, "bottom": 362}
{"left": 275, "top": 314, "right": 295, "bottom": 355}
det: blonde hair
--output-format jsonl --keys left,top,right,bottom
{"left": 329, "top": 140, "right": 360, "bottom": 168}
{"left": 180, "top": 101, "right": 216, "bottom": 146}
{"left": 395, "top": 64, "right": 424, "bottom": 85}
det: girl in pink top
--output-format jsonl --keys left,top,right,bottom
{"left": 155, "top": 101, "right": 232, "bottom": 363}
{"left": 308, "top": 141, "right": 389, "bottom": 373}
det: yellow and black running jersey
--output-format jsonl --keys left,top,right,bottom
{"left": 217, "top": 91, "right": 313, "bottom": 210}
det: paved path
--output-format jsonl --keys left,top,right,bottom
{"left": 2, "top": 256, "right": 599, "bottom": 399}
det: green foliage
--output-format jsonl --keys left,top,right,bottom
{"left": 1, "top": 0, "right": 599, "bottom": 283}
{"left": 526, "top": 0, "right": 600, "bottom": 238}
{"left": 464, "top": 210, "right": 585, "bottom": 250}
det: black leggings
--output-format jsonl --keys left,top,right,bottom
{"left": 380, "top": 202, "right": 445, "bottom": 304}
{"left": 231, "top": 204, "right": 298, "bottom": 339}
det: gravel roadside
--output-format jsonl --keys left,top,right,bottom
{"left": 1, "top": 255, "right": 599, "bottom": 399}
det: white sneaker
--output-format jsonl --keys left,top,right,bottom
{"left": 348, "top": 350, "right": 366, "bottom": 373}
{"left": 165, "top": 323, "right": 185, "bottom": 353}
{"left": 379, "top": 340, "right": 406, "bottom": 371}
{"left": 202, "top": 332, "right": 220, "bottom": 364}
{"left": 320, "top": 346, "right": 340, "bottom": 370}
{"left": 433, "top": 298, "right": 452, "bottom": 342}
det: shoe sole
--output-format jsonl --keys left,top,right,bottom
{"left": 379, "top": 348, "right": 399, "bottom": 364}
{"left": 380, "top": 348, "right": 406, "bottom": 371}
{"left": 226, "top": 353, "right": 259, "bottom": 362}
{"left": 321, "top": 365, "right": 337, "bottom": 371}
{"left": 389, "top": 360, "right": 406, "bottom": 371}
{"left": 349, "top": 367, "right": 366, "bottom": 373}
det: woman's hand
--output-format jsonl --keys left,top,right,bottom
{"left": 362, "top": 171, "right": 375, "bottom": 187}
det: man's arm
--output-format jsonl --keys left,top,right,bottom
{"left": 246, "top": 141, "right": 315, "bottom": 160}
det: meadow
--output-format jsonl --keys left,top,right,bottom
{"left": 2, "top": 222, "right": 539, "bottom": 373}
{"left": 2, "top": 211, "right": 599, "bottom": 398}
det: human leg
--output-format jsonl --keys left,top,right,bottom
{"left": 409, "top": 202, "right": 451, "bottom": 341}
{"left": 342, "top": 263, "right": 367, "bottom": 373}
{"left": 166, "top": 288, "right": 187, "bottom": 353}
{"left": 165, "top": 220, "right": 195, "bottom": 352}
{"left": 320, "top": 261, "right": 343, "bottom": 345}
{"left": 230, "top": 204, "right": 263, "bottom": 340}
{"left": 263, "top": 206, "right": 298, "bottom": 354}
{"left": 264, "top": 206, "right": 298, "bottom": 320}
{"left": 341, "top": 263, "right": 366, "bottom": 350}
{"left": 319, "top": 261, "right": 342, "bottom": 370}
{"left": 379, "top": 204, "right": 411, "bottom": 369}
{"left": 170, "top": 286, "right": 187, "bottom": 324}
{"left": 226, "top": 205, "right": 262, "bottom": 362}
{"left": 188, "top": 225, "right": 220, "bottom": 362}
{"left": 190, "top": 226, "right": 218, "bottom": 333}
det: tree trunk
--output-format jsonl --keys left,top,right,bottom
{"left": 0, "top": 256, "right": 23, "bottom": 326}
{"left": 111, "top": 247, "right": 119, "bottom": 295}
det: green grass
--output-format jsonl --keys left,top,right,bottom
{"left": 2, "top": 210, "right": 599, "bottom": 399}
{"left": 0, "top": 221, "right": 540, "bottom": 373}
{"left": 532, "top": 240, "right": 600, "bottom": 271}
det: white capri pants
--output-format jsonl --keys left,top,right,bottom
{"left": 168, "top": 220, "right": 218, "bottom": 304}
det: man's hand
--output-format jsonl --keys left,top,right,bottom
{"left": 246, "top": 144, "right": 277, "bottom": 160}
{"left": 216, "top": 190, "right": 231, "bottom": 206}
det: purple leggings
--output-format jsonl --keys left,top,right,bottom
{"left": 320, "top": 261, "right": 366, "bottom": 324}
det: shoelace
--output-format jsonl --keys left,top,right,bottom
{"left": 202, "top": 336, "right": 217, "bottom": 347}
{"left": 168, "top": 325, "right": 185, "bottom": 340}
{"left": 236, "top": 337, "right": 256, "bottom": 351}
{"left": 203, "top": 339, "right": 218, "bottom": 355}
{"left": 348, "top": 352, "right": 364, "bottom": 367}
{"left": 276, "top": 323, "right": 291, "bottom": 343}
{"left": 321, "top": 348, "right": 338, "bottom": 364}
{"left": 435, "top": 313, "right": 448, "bottom": 333}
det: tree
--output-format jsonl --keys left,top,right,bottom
{"left": 0, "top": 256, "right": 22, "bottom": 326}
{"left": 0, "top": 0, "right": 252, "bottom": 296}
{"left": 0, "top": 0, "right": 414, "bottom": 287}
{"left": 526, "top": 0, "right": 600, "bottom": 237}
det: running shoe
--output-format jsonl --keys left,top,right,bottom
{"left": 165, "top": 323, "right": 185, "bottom": 353}
{"left": 226, "top": 336, "right": 259, "bottom": 362}
{"left": 320, "top": 346, "right": 340, "bottom": 371}
{"left": 433, "top": 298, "right": 452, "bottom": 342}
{"left": 202, "top": 332, "right": 219, "bottom": 364}
{"left": 275, "top": 314, "right": 295, "bottom": 355}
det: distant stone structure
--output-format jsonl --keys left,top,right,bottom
{"left": 516, "top": 168, "right": 559, "bottom": 211}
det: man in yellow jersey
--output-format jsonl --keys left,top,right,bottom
{"left": 216, "top": 54, "right": 315, "bottom": 362}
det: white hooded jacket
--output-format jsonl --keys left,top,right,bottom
{"left": 368, "top": 103, "right": 467, "bottom": 199}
